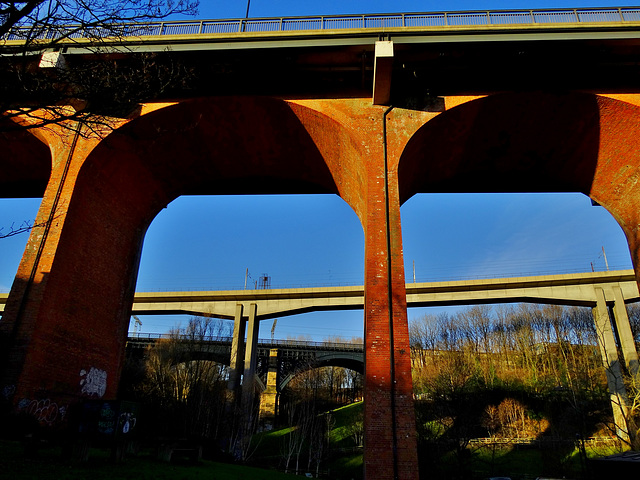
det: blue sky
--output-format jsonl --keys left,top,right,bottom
{"left": 193, "top": 1, "right": 640, "bottom": 19}
{"left": 1, "top": 192, "right": 633, "bottom": 340}
{"left": 0, "top": 0, "right": 636, "bottom": 341}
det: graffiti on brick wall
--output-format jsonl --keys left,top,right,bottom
{"left": 79, "top": 367, "right": 107, "bottom": 398}
{"left": 2, "top": 384, "right": 16, "bottom": 400}
{"left": 17, "top": 398, "right": 67, "bottom": 425}
{"left": 119, "top": 411, "right": 136, "bottom": 434}
{"left": 97, "top": 402, "right": 116, "bottom": 435}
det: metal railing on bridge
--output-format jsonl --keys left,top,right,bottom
{"left": 468, "top": 436, "right": 621, "bottom": 447}
{"left": 5, "top": 7, "right": 640, "bottom": 41}
{"left": 127, "top": 332, "right": 364, "bottom": 352}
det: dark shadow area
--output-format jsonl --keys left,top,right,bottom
{"left": 0, "top": 123, "right": 51, "bottom": 198}
{"left": 415, "top": 387, "right": 610, "bottom": 479}
{"left": 398, "top": 91, "right": 601, "bottom": 204}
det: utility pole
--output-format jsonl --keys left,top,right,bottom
{"left": 602, "top": 246, "right": 610, "bottom": 271}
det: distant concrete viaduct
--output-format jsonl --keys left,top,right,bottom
{"left": 3, "top": 10, "right": 640, "bottom": 480}
{"left": 3, "top": 269, "right": 639, "bottom": 434}
{"left": 121, "top": 269, "right": 639, "bottom": 436}
{"left": 132, "top": 269, "right": 640, "bottom": 438}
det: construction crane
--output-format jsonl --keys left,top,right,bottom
{"left": 132, "top": 315, "right": 142, "bottom": 336}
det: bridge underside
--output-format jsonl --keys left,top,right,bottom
{"left": 2, "top": 26, "right": 640, "bottom": 480}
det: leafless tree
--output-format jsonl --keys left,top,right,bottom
{"left": 1, "top": 1, "right": 197, "bottom": 44}
{"left": 0, "top": 217, "right": 43, "bottom": 238}
{"left": 280, "top": 399, "right": 312, "bottom": 474}
{"left": 1, "top": 1, "right": 198, "bottom": 133}
{"left": 344, "top": 406, "right": 363, "bottom": 447}
{"left": 141, "top": 315, "right": 231, "bottom": 439}
{"left": 307, "top": 410, "right": 333, "bottom": 477}
{"left": 628, "top": 302, "right": 640, "bottom": 343}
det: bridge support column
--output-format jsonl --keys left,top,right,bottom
{"left": 241, "top": 303, "right": 259, "bottom": 415}
{"left": 593, "top": 288, "right": 631, "bottom": 442}
{"left": 360, "top": 110, "right": 419, "bottom": 480}
{"left": 0, "top": 126, "right": 131, "bottom": 412}
{"left": 611, "top": 287, "right": 639, "bottom": 378}
{"left": 259, "top": 348, "right": 279, "bottom": 429}
{"left": 227, "top": 304, "right": 246, "bottom": 403}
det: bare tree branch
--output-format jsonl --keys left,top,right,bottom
{"left": 2, "top": 1, "right": 198, "bottom": 43}
{"left": 1, "top": 1, "right": 199, "bottom": 133}
{"left": 0, "top": 212, "right": 62, "bottom": 238}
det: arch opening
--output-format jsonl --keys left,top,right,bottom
{"left": 397, "top": 92, "right": 640, "bottom": 276}
{"left": 132, "top": 193, "right": 365, "bottom": 341}
{"left": 396, "top": 91, "right": 640, "bottom": 470}
{"left": 6, "top": 96, "right": 366, "bottom": 404}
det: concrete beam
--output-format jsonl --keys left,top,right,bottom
{"left": 16, "top": 22, "right": 640, "bottom": 56}
{"left": 227, "top": 304, "right": 246, "bottom": 397}
{"left": 612, "top": 286, "right": 639, "bottom": 377}
{"left": 373, "top": 40, "right": 393, "bottom": 105}
{"left": 108, "top": 269, "right": 640, "bottom": 320}
{"left": 241, "top": 303, "right": 259, "bottom": 413}
{"left": 4, "top": 271, "right": 636, "bottom": 321}
{"left": 593, "top": 287, "right": 631, "bottom": 442}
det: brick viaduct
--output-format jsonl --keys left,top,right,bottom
{"left": 2, "top": 14, "right": 640, "bottom": 480}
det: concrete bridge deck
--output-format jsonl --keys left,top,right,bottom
{"left": 4, "top": 7, "right": 640, "bottom": 52}
{"left": 129, "top": 269, "right": 640, "bottom": 319}
{"left": 3, "top": 269, "right": 637, "bottom": 318}
{"left": 3, "top": 6, "right": 640, "bottom": 106}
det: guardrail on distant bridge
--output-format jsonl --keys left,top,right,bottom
{"left": 126, "top": 333, "right": 364, "bottom": 352}
{"left": 5, "top": 7, "right": 640, "bottom": 40}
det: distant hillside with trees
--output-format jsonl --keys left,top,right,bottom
{"left": 409, "top": 303, "right": 640, "bottom": 478}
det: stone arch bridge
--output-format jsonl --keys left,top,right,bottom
{"left": 125, "top": 334, "right": 364, "bottom": 422}
{"left": 3, "top": 7, "right": 640, "bottom": 479}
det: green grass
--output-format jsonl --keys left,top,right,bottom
{"left": 250, "top": 402, "right": 363, "bottom": 480}
{"left": 468, "top": 442, "right": 626, "bottom": 479}
{"left": 0, "top": 440, "right": 300, "bottom": 480}
{"left": 1, "top": 403, "right": 366, "bottom": 480}
{"left": 327, "top": 402, "right": 362, "bottom": 447}
{"left": 470, "top": 445, "right": 549, "bottom": 478}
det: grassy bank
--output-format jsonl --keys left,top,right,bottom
{"left": 0, "top": 439, "right": 300, "bottom": 480}
{"left": 251, "top": 402, "right": 363, "bottom": 480}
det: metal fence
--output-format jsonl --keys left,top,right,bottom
{"left": 127, "top": 333, "right": 363, "bottom": 351}
{"left": 5, "top": 7, "right": 640, "bottom": 41}
{"left": 468, "top": 436, "right": 621, "bottom": 446}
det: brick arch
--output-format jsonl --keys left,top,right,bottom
{"left": 74, "top": 96, "right": 369, "bottom": 228}
{"left": 7, "top": 97, "right": 367, "bottom": 403}
{"left": 279, "top": 354, "right": 364, "bottom": 391}
{"left": 398, "top": 92, "right": 602, "bottom": 200}
{"left": 397, "top": 92, "right": 640, "bottom": 276}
